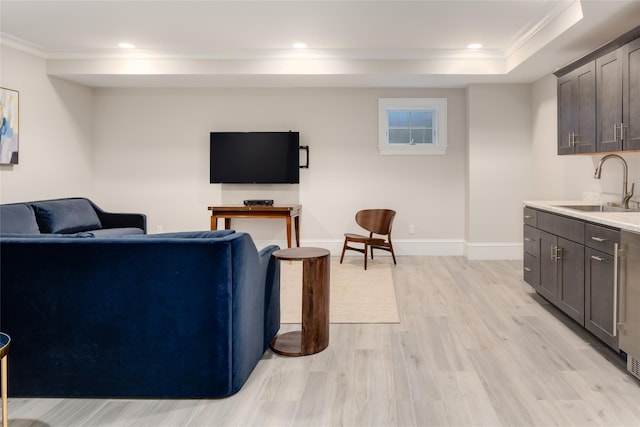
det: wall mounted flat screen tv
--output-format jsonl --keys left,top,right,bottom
{"left": 210, "top": 131, "right": 300, "bottom": 184}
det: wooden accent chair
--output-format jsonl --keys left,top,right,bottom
{"left": 340, "top": 209, "right": 397, "bottom": 270}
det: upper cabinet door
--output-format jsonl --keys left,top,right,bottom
{"left": 574, "top": 63, "right": 597, "bottom": 154}
{"left": 596, "top": 49, "right": 624, "bottom": 152}
{"left": 623, "top": 38, "right": 640, "bottom": 151}
{"left": 557, "top": 74, "right": 576, "bottom": 155}
{"left": 557, "top": 62, "right": 596, "bottom": 155}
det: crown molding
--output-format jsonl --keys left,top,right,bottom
{"left": 1, "top": 30, "right": 504, "bottom": 62}
{"left": 0, "top": 33, "right": 48, "bottom": 58}
{"left": 504, "top": 0, "right": 581, "bottom": 58}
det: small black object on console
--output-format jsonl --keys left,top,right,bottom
{"left": 244, "top": 200, "right": 274, "bottom": 206}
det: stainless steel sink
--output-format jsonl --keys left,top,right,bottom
{"left": 555, "top": 204, "right": 640, "bottom": 213}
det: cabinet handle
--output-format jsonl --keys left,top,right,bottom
{"left": 524, "top": 237, "right": 531, "bottom": 242}
{"left": 524, "top": 215, "right": 533, "bottom": 219}
{"left": 614, "top": 123, "right": 628, "bottom": 141}
{"left": 551, "top": 245, "right": 563, "bottom": 261}
{"left": 524, "top": 267, "right": 533, "bottom": 272}
{"left": 591, "top": 255, "right": 606, "bottom": 262}
{"left": 613, "top": 243, "right": 619, "bottom": 337}
{"left": 591, "top": 236, "right": 607, "bottom": 242}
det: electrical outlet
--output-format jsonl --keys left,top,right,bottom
{"left": 409, "top": 224, "right": 415, "bottom": 234}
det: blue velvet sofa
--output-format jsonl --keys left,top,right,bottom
{"left": 0, "top": 197, "right": 146, "bottom": 236}
{"left": 0, "top": 228, "right": 281, "bottom": 397}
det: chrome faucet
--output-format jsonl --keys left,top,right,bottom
{"left": 594, "top": 154, "right": 635, "bottom": 209}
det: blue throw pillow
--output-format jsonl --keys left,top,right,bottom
{"left": 0, "top": 204, "right": 41, "bottom": 234}
{"left": 33, "top": 199, "right": 102, "bottom": 234}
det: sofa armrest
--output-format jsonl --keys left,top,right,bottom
{"left": 89, "top": 200, "right": 147, "bottom": 233}
{"left": 96, "top": 211, "right": 147, "bottom": 232}
{"left": 258, "top": 244, "right": 281, "bottom": 351}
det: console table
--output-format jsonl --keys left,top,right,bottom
{"left": 270, "top": 247, "right": 330, "bottom": 356}
{"left": 208, "top": 204, "right": 301, "bottom": 248}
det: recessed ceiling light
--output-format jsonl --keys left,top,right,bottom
{"left": 467, "top": 43, "right": 483, "bottom": 49}
{"left": 118, "top": 42, "right": 135, "bottom": 49}
{"left": 292, "top": 42, "right": 307, "bottom": 49}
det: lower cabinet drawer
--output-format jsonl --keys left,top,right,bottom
{"left": 537, "top": 211, "right": 585, "bottom": 244}
{"left": 585, "top": 223, "right": 620, "bottom": 255}
{"left": 523, "top": 252, "right": 540, "bottom": 288}
{"left": 524, "top": 225, "right": 541, "bottom": 257}
{"left": 523, "top": 207, "right": 538, "bottom": 227}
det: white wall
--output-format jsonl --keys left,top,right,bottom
{"left": 92, "top": 87, "right": 467, "bottom": 252}
{"left": 465, "top": 84, "right": 533, "bottom": 259}
{"left": 0, "top": 46, "right": 94, "bottom": 202}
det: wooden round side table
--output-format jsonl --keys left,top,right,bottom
{"left": 271, "top": 247, "right": 330, "bottom": 356}
{"left": 0, "top": 333, "right": 11, "bottom": 427}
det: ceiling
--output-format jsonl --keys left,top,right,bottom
{"left": 2, "top": 0, "right": 640, "bottom": 88}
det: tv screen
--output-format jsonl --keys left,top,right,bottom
{"left": 210, "top": 131, "right": 300, "bottom": 184}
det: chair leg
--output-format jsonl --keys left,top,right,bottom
{"left": 340, "top": 238, "right": 348, "bottom": 264}
{"left": 363, "top": 243, "right": 368, "bottom": 270}
{"left": 389, "top": 243, "right": 397, "bottom": 265}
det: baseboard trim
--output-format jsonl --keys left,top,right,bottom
{"left": 393, "top": 239, "right": 465, "bottom": 256}
{"left": 254, "top": 239, "right": 523, "bottom": 260}
{"left": 464, "top": 242, "right": 523, "bottom": 260}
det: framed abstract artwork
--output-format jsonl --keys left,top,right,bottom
{"left": 0, "top": 87, "right": 19, "bottom": 165}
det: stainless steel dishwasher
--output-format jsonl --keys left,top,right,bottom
{"left": 619, "top": 230, "right": 640, "bottom": 380}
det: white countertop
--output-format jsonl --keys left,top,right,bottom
{"left": 524, "top": 200, "right": 640, "bottom": 233}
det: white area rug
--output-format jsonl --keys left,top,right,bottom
{"left": 279, "top": 257, "right": 400, "bottom": 324}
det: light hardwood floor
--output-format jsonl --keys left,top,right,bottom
{"left": 7, "top": 256, "right": 640, "bottom": 427}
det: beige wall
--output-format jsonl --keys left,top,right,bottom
{"left": 465, "top": 84, "right": 533, "bottom": 259}
{"left": 92, "top": 87, "right": 467, "bottom": 252}
{"left": 0, "top": 46, "right": 94, "bottom": 202}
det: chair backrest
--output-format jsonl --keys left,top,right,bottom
{"left": 355, "top": 209, "right": 396, "bottom": 236}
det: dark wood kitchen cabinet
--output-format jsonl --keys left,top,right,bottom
{"left": 524, "top": 209, "right": 585, "bottom": 325}
{"left": 556, "top": 237, "right": 585, "bottom": 324}
{"left": 523, "top": 206, "right": 622, "bottom": 350}
{"left": 538, "top": 230, "right": 558, "bottom": 303}
{"left": 557, "top": 62, "right": 596, "bottom": 155}
{"left": 523, "top": 226, "right": 540, "bottom": 290}
{"left": 596, "top": 37, "right": 640, "bottom": 152}
{"left": 539, "top": 231, "right": 585, "bottom": 324}
{"left": 523, "top": 207, "right": 541, "bottom": 291}
{"left": 556, "top": 26, "right": 640, "bottom": 155}
{"left": 584, "top": 223, "right": 621, "bottom": 350}
{"left": 596, "top": 49, "right": 623, "bottom": 152}
{"left": 622, "top": 38, "right": 640, "bottom": 150}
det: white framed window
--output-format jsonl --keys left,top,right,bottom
{"left": 378, "top": 98, "right": 448, "bottom": 155}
